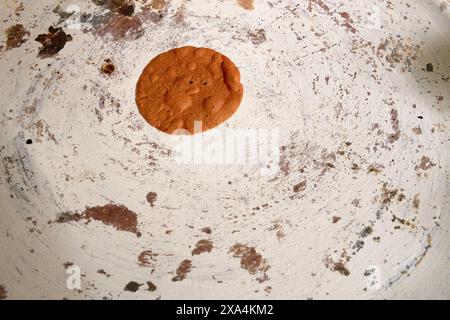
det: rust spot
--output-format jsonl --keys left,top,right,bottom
{"left": 332, "top": 262, "right": 350, "bottom": 276}
{"left": 200, "top": 226, "right": 212, "bottom": 234}
{"left": 146, "top": 192, "right": 157, "bottom": 207}
{"left": 332, "top": 216, "right": 341, "bottom": 224}
{"left": 172, "top": 259, "right": 192, "bottom": 281}
{"left": 96, "top": 15, "right": 144, "bottom": 41}
{"left": 237, "top": 0, "right": 254, "bottom": 10}
{"left": 412, "top": 126, "right": 422, "bottom": 135}
{"left": 56, "top": 204, "right": 142, "bottom": 237}
{"left": 339, "top": 12, "right": 357, "bottom": 33}
{"left": 35, "top": 26, "right": 72, "bottom": 58}
{"left": 293, "top": 180, "right": 306, "bottom": 193}
{"left": 150, "top": 0, "right": 166, "bottom": 10}
{"left": 387, "top": 109, "right": 400, "bottom": 144}
{"left": 5, "top": 24, "right": 29, "bottom": 49}
{"left": 392, "top": 215, "right": 416, "bottom": 229}
{"left": 191, "top": 240, "right": 213, "bottom": 255}
{"left": 416, "top": 156, "right": 435, "bottom": 171}
{"left": 367, "top": 164, "right": 384, "bottom": 174}
{"left": 229, "top": 244, "right": 270, "bottom": 282}
{"left": 138, "top": 250, "right": 158, "bottom": 267}
{"left": 412, "top": 193, "right": 420, "bottom": 209}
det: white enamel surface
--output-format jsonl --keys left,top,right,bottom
{"left": 0, "top": 0, "right": 449, "bottom": 299}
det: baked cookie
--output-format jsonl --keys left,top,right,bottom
{"left": 135, "top": 46, "right": 244, "bottom": 134}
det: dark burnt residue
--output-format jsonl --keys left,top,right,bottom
{"left": 124, "top": 281, "right": 142, "bottom": 292}
{"left": 191, "top": 240, "right": 213, "bottom": 255}
{"left": 6, "top": 24, "right": 29, "bottom": 49}
{"left": 172, "top": 259, "right": 192, "bottom": 281}
{"left": 147, "top": 281, "right": 157, "bottom": 291}
{"left": 229, "top": 244, "right": 270, "bottom": 283}
{"left": 35, "top": 26, "right": 72, "bottom": 58}
{"left": 56, "top": 204, "right": 142, "bottom": 237}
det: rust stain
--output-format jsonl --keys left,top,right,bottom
{"left": 237, "top": 0, "right": 254, "bottom": 10}
{"left": 172, "top": 259, "right": 192, "bottom": 281}
{"left": 5, "top": 24, "right": 29, "bottom": 49}
{"left": 200, "top": 226, "right": 212, "bottom": 234}
{"left": 412, "top": 193, "right": 420, "bottom": 209}
{"left": 293, "top": 179, "right": 306, "bottom": 193}
{"left": 56, "top": 204, "right": 142, "bottom": 237}
{"left": 191, "top": 240, "right": 213, "bottom": 255}
{"left": 387, "top": 109, "right": 400, "bottom": 144}
{"left": 416, "top": 156, "right": 435, "bottom": 171}
{"left": 96, "top": 15, "right": 144, "bottom": 41}
{"left": 229, "top": 244, "right": 270, "bottom": 283}
{"left": 339, "top": 12, "right": 357, "bottom": 33}
{"left": 392, "top": 215, "right": 417, "bottom": 229}
{"left": 146, "top": 191, "right": 157, "bottom": 207}
{"left": 150, "top": 0, "right": 166, "bottom": 10}
{"left": 138, "top": 250, "right": 158, "bottom": 267}
{"left": 332, "top": 216, "right": 341, "bottom": 224}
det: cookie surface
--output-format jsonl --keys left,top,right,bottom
{"left": 135, "top": 46, "right": 244, "bottom": 134}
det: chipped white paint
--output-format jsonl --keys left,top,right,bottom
{"left": 0, "top": 0, "right": 449, "bottom": 299}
